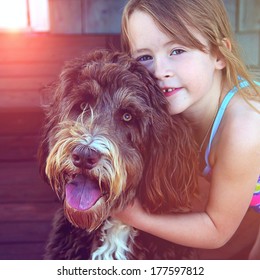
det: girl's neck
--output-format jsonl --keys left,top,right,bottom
{"left": 185, "top": 80, "right": 229, "bottom": 149}
{"left": 193, "top": 96, "right": 220, "bottom": 147}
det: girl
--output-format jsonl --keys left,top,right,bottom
{"left": 114, "top": 0, "right": 260, "bottom": 259}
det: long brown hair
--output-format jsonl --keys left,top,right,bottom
{"left": 121, "top": 0, "right": 260, "bottom": 103}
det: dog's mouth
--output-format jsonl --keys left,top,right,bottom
{"left": 65, "top": 174, "right": 102, "bottom": 211}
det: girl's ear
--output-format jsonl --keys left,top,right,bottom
{"left": 215, "top": 38, "right": 231, "bottom": 70}
{"left": 222, "top": 38, "right": 232, "bottom": 51}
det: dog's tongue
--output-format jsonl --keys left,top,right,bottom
{"left": 65, "top": 175, "right": 101, "bottom": 211}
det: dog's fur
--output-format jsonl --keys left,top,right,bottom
{"left": 39, "top": 50, "right": 198, "bottom": 260}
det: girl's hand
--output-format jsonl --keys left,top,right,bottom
{"left": 112, "top": 199, "right": 147, "bottom": 228}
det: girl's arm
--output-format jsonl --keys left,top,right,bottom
{"left": 114, "top": 111, "right": 260, "bottom": 249}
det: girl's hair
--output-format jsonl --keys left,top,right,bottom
{"left": 121, "top": 0, "right": 260, "bottom": 102}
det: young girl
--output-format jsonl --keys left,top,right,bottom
{"left": 114, "top": 0, "right": 260, "bottom": 259}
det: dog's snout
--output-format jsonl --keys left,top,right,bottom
{"left": 72, "top": 145, "right": 101, "bottom": 169}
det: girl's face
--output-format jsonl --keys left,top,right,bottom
{"left": 128, "top": 10, "right": 226, "bottom": 116}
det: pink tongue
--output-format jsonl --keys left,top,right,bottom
{"left": 65, "top": 175, "right": 101, "bottom": 210}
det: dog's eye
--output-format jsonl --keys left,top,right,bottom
{"left": 71, "top": 102, "right": 90, "bottom": 116}
{"left": 122, "top": 112, "right": 132, "bottom": 122}
{"left": 80, "top": 102, "right": 88, "bottom": 111}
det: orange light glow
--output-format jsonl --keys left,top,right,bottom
{"left": 0, "top": 0, "right": 28, "bottom": 31}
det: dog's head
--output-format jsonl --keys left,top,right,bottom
{"left": 39, "top": 50, "right": 198, "bottom": 231}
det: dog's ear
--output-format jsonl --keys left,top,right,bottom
{"left": 38, "top": 80, "right": 63, "bottom": 183}
{"left": 38, "top": 104, "right": 56, "bottom": 183}
{"left": 132, "top": 66, "right": 198, "bottom": 213}
{"left": 141, "top": 112, "right": 198, "bottom": 213}
{"left": 37, "top": 57, "right": 82, "bottom": 182}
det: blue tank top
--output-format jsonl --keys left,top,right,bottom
{"left": 202, "top": 79, "right": 260, "bottom": 212}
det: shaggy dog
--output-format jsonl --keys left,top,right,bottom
{"left": 38, "top": 50, "right": 198, "bottom": 260}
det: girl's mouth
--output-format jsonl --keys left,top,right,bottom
{"left": 162, "top": 87, "right": 181, "bottom": 97}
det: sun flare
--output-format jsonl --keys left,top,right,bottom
{"left": 0, "top": 0, "right": 27, "bottom": 30}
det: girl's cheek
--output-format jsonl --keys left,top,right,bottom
{"left": 138, "top": 60, "right": 153, "bottom": 72}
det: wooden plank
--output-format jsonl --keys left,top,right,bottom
{"left": 0, "top": 161, "right": 46, "bottom": 186}
{"left": 0, "top": 160, "right": 56, "bottom": 203}
{"left": 0, "top": 221, "right": 52, "bottom": 243}
{"left": 0, "top": 243, "right": 46, "bottom": 260}
{"left": 0, "top": 34, "right": 120, "bottom": 53}
{"left": 0, "top": 111, "right": 44, "bottom": 135}
{"left": 0, "top": 77, "right": 54, "bottom": 91}
{"left": 0, "top": 183, "right": 57, "bottom": 204}
{"left": 0, "top": 135, "right": 40, "bottom": 161}
{"left": 0, "top": 46, "right": 106, "bottom": 63}
{"left": 0, "top": 160, "right": 56, "bottom": 204}
{"left": 0, "top": 159, "right": 58, "bottom": 203}
{"left": 0, "top": 33, "right": 109, "bottom": 50}
{"left": 0, "top": 202, "right": 60, "bottom": 223}
{"left": 0, "top": 90, "right": 43, "bottom": 109}
{"left": 0, "top": 34, "right": 121, "bottom": 54}
{"left": 0, "top": 62, "right": 63, "bottom": 77}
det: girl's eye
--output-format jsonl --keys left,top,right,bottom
{"left": 122, "top": 112, "right": 132, "bottom": 122}
{"left": 171, "top": 49, "right": 185, "bottom": 55}
{"left": 136, "top": 55, "right": 152, "bottom": 62}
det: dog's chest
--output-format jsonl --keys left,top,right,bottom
{"left": 91, "top": 219, "right": 137, "bottom": 260}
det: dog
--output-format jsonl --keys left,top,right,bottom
{"left": 38, "top": 50, "right": 198, "bottom": 260}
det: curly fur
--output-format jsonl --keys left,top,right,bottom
{"left": 39, "top": 50, "right": 198, "bottom": 260}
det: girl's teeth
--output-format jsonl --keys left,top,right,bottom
{"left": 163, "top": 88, "right": 173, "bottom": 93}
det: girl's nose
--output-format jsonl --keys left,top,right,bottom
{"left": 153, "top": 58, "right": 174, "bottom": 80}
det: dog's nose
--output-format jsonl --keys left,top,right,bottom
{"left": 72, "top": 145, "right": 101, "bottom": 169}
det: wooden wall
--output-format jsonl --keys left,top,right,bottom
{"left": 0, "top": 33, "right": 120, "bottom": 109}
{"left": 224, "top": 0, "right": 260, "bottom": 74}
{"left": 0, "top": 33, "right": 120, "bottom": 161}
{"left": 49, "top": 0, "right": 128, "bottom": 34}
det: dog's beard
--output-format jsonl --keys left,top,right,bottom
{"left": 45, "top": 121, "right": 143, "bottom": 231}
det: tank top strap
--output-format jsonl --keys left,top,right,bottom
{"left": 202, "top": 79, "right": 250, "bottom": 176}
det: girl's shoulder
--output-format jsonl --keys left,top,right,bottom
{"left": 206, "top": 89, "right": 260, "bottom": 178}
{"left": 219, "top": 93, "right": 260, "bottom": 151}
{"left": 231, "top": 93, "right": 260, "bottom": 125}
